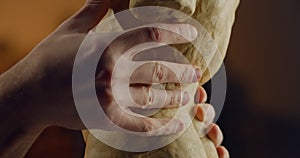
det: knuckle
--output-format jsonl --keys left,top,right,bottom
{"left": 141, "top": 87, "right": 152, "bottom": 106}
{"left": 147, "top": 88, "right": 154, "bottom": 106}
{"left": 170, "top": 95, "right": 176, "bottom": 105}
{"left": 179, "top": 69, "right": 186, "bottom": 82}
{"left": 182, "top": 65, "right": 192, "bottom": 82}
{"left": 142, "top": 118, "right": 153, "bottom": 132}
{"left": 96, "top": 86, "right": 113, "bottom": 105}
{"left": 169, "top": 91, "right": 178, "bottom": 105}
{"left": 176, "top": 65, "right": 188, "bottom": 82}
{"left": 152, "top": 62, "right": 164, "bottom": 82}
{"left": 147, "top": 27, "right": 162, "bottom": 42}
{"left": 177, "top": 91, "right": 182, "bottom": 104}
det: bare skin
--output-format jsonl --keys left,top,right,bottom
{"left": 0, "top": 0, "right": 229, "bottom": 158}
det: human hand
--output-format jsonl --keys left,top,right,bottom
{"left": 3, "top": 0, "right": 200, "bottom": 136}
{"left": 195, "top": 87, "right": 229, "bottom": 158}
{"left": 90, "top": 22, "right": 202, "bottom": 135}
{"left": 0, "top": 1, "right": 227, "bottom": 157}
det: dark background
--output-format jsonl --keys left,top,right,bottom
{"left": 0, "top": 0, "right": 300, "bottom": 157}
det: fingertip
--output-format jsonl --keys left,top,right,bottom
{"left": 159, "top": 23, "right": 198, "bottom": 43}
{"left": 199, "top": 87, "right": 207, "bottom": 103}
{"left": 195, "top": 104, "right": 214, "bottom": 123}
{"left": 195, "top": 67, "right": 202, "bottom": 81}
{"left": 175, "top": 121, "right": 185, "bottom": 132}
{"left": 195, "top": 104, "right": 205, "bottom": 121}
{"left": 181, "top": 91, "right": 190, "bottom": 106}
{"left": 58, "top": 0, "right": 110, "bottom": 33}
{"left": 192, "top": 26, "right": 198, "bottom": 40}
{"left": 217, "top": 146, "right": 230, "bottom": 158}
{"left": 186, "top": 24, "right": 198, "bottom": 41}
{"left": 208, "top": 124, "right": 224, "bottom": 147}
{"left": 194, "top": 86, "right": 207, "bottom": 104}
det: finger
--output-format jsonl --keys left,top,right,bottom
{"left": 130, "top": 62, "right": 201, "bottom": 84}
{"left": 129, "top": 86, "right": 189, "bottom": 109}
{"left": 142, "top": 118, "right": 185, "bottom": 136}
{"left": 111, "top": 0, "right": 130, "bottom": 13}
{"left": 113, "top": 3, "right": 144, "bottom": 29}
{"left": 217, "top": 146, "right": 230, "bottom": 158}
{"left": 56, "top": 0, "right": 110, "bottom": 34}
{"left": 106, "top": 104, "right": 184, "bottom": 136}
{"left": 194, "top": 86, "right": 208, "bottom": 104}
{"left": 207, "top": 124, "right": 224, "bottom": 147}
{"left": 195, "top": 104, "right": 215, "bottom": 123}
{"left": 109, "top": 24, "right": 198, "bottom": 55}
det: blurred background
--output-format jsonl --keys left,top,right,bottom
{"left": 0, "top": 0, "right": 299, "bottom": 157}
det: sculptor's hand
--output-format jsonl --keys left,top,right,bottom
{"left": 0, "top": 0, "right": 228, "bottom": 157}
{"left": 195, "top": 87, "right": 229, "bottom": 158}
{"left": 0, "top": 0, "right": 200, "bottom": 134}
{"left": 21, "top": 17, "right": 200, "bottom": 135}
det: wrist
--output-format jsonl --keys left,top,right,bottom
{"left": 0, "top": 57, "right": 48, "bottom": 130}
{"left": 0, "top": 86, "right": 45, "bottom": 158}
{"left": 0, "top": 110, "right": 44, "bottom": 158}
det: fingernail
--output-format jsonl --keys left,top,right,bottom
{"left": 182, "top": 91, "right": 189, "bottom": 105}
{"left": 201, "top": 104, "right": 213, "bottom": 123}
{"left": 195, "top": 67, "right": 201, "bottom": 80}
{"left": 196, "top": 104, "right": 204, "bottom": 122}
{"left": 191, "top": 27, "right": 198, "bottom": 39}
{"left": 194, "top": 88, "right": 200, "bottom": 104}
{"left": 176, "top": 122, "right": 184, "bottom": 132}
{"left": 196, "top": 104, "right": 210, "bottom": 122}
{"left": 179, "top": 24, "right": 198, "bottom": 41}
{"left": 187, "top": 25, "right": 198, "bottom": 41}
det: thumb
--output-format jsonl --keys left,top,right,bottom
{"left": 111, "top": 0, "right": 129, "bottom": 13}
{"left": 56, "top": 0, "right": 110, "bottom": 34}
